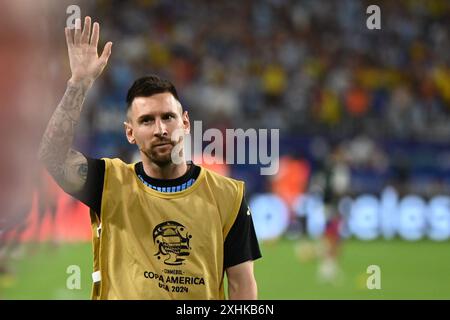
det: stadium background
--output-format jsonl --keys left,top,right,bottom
{"left": 1, "top": 0, "right": 450, "bottom": 299}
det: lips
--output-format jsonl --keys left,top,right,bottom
{"left": 154, "top": 142, "right": 172, "bottom": 147}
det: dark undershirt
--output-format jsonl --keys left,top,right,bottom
{"left": 70, "top": 157, "right": 261, "bottom": 269}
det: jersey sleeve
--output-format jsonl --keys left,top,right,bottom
{"left": 69, "top": 156, "right": 105, "bottom": 217}
{"left": 223, "top": 195, "right": 262, "bottom": 269}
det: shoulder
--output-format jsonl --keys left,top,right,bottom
{"left": 102, "top": 158, "right": 135, "bottom": 169}
{"left": 200, "top": 166, "right": 245, "bottom": 191}
{"left": 199, "top": 166, "right": 245, "bottom": 216}
{"left": 102, "top": 158, "right": 137, "bottom": 178}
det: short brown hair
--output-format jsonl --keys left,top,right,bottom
{"left": 126, "top": 75, "right": 180, "bottom": 111}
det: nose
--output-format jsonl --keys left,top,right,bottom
{"left": 154, "top": 119, "right": 168, "bottom": 138}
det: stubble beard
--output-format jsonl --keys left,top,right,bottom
{"left": 140, "top": 134, "right": 185, "bottom": 168}
{"left": 141, "top": 144, "right": 176, "bottom": 168}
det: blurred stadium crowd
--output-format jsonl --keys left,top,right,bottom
{"left": 72, "top": 0, "right": 450, "bottom": 198}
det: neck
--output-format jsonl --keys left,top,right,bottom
{"left": 141, "top": 156, "right": 188, "bottom": 180}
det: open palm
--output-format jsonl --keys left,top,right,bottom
{"left": 65, "top": 17, "right": 112, "bottom": 83}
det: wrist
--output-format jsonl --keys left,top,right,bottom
{"left": 68, "top": 77, "right": 94, "bottom": 88}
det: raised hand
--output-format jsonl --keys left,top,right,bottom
{"left": 65, "top": 16, "right": 112, "bottom": 84}
{"left": 39, "top": 17, "right": 112, "bottom": 193}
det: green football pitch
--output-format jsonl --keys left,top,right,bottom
{"left": 1, "top": 239, "right": 450, "bottom": 299}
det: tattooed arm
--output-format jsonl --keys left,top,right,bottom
{"left": 38, "top": 16, "right": 112, "bottom": 193}
{"left": 38, "top": 82, "right": 90, "bottom": 193}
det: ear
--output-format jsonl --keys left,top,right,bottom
{"left": 182, "top": 111, "right": 190, "bottom": 135}
{"left": 124, "top": 121, "right": 136, "bottom": 144}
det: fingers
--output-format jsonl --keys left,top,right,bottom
{"left": 67, "top": 16, "right": 107, "bottom": 58}
{"left": 74, "top": 18, "right": 82, "bottom": 45}
{"left": 90, "top": 22, "right": 99, "bottom": 48}
{"left": 100, "top": 42, "right": 113, "bottom": 64}
{"left": 81, "top": 16, "right": 91, "bottom": 44}
{"left": 65, "top": 27, "right": 73, "bottom": 47}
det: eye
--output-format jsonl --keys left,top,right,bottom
{"left": 164, "top": 114, "right": 175, "bottom": 120}
{"left": 141, "top": 117, "right": 154, "bottom": 124}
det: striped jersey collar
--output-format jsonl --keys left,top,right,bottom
{"left": 134, "top": 161, "right": 200, "bottom": 193}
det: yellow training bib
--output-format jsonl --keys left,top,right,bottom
{"left": 89, "top": 158, "right": 244, "bottom": 300}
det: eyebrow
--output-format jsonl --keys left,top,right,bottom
{"left": 161, "top": 111, "right": 178, "bottom": 118}
{"left": 136, "top": 114, "right": 153, "bottom": 122}
{"left": 136, "top": 111, "right": 178, "bottom": 122}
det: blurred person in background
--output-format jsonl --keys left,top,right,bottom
{"left": 317, "top": 145, "right": 350, "bottom": 285}
{"left": 33, "top": 168, "right": 60, "bottom": 247}
{"left": 0, "top": 0, "right": 62, "bottom": 292}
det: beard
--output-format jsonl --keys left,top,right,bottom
{"left": 141, "top": 143, "right": 175, "bottom": 167}
{"left": 139, "top": 133, "right": 185, "bottom": 167}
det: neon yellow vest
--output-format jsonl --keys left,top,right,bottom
{"left": 89, "top": 158, "right": 244, "bottom": 300}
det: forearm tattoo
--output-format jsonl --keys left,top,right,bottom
{"left": 77, "top": 161, "right": 88, "bottom": 180}
{"left": 38, "top": 82, "right": 89, "bottom": 186}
